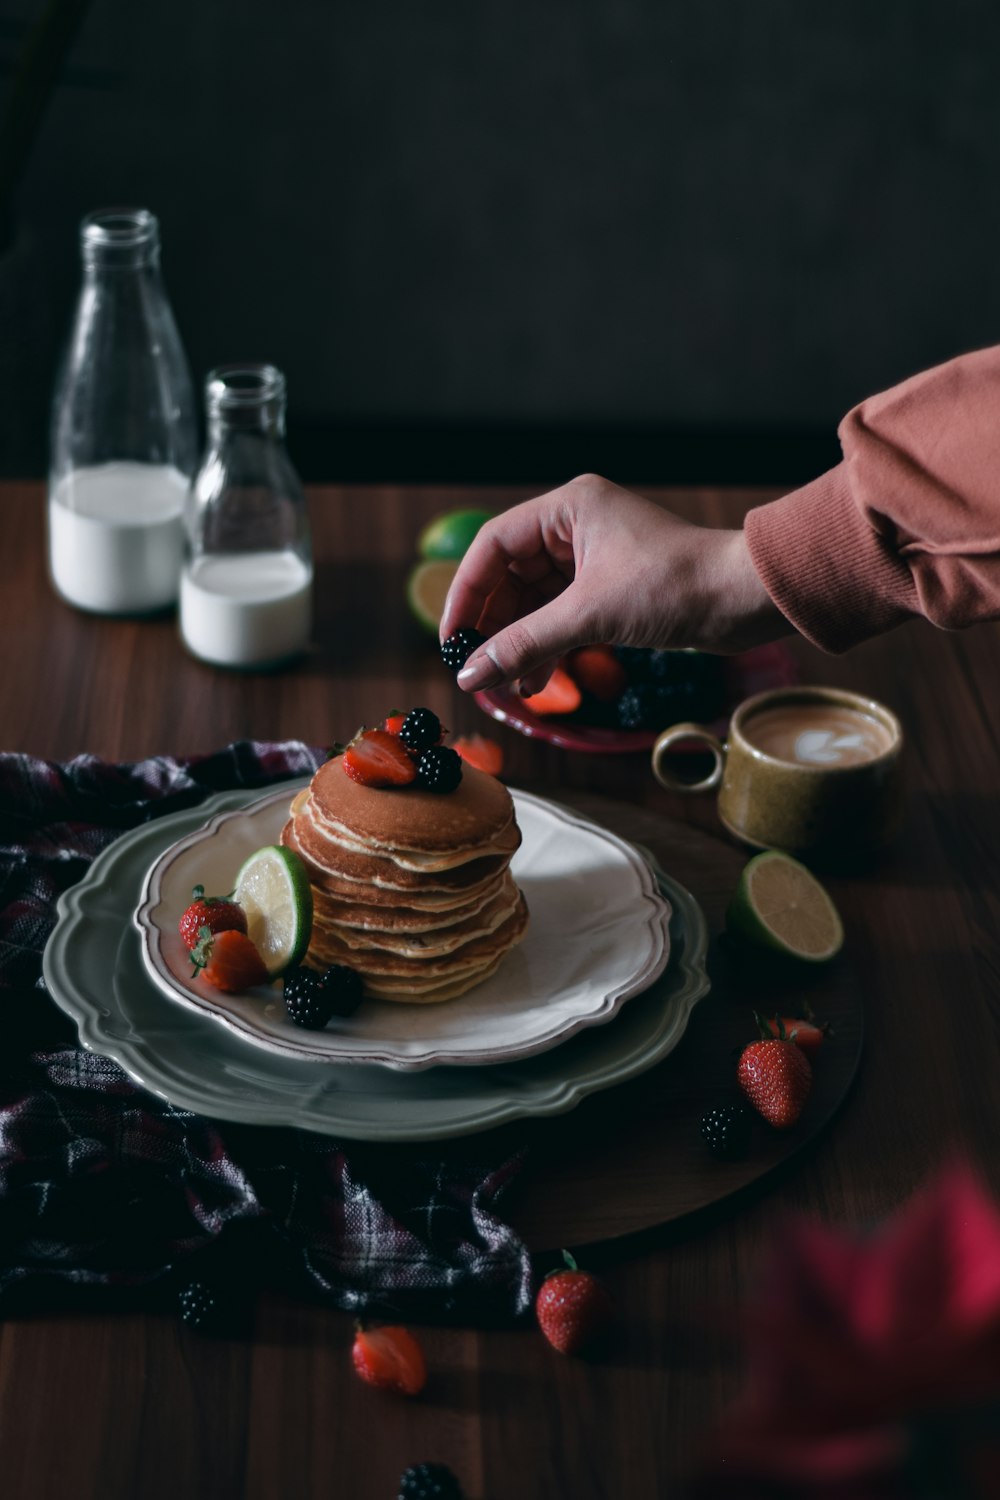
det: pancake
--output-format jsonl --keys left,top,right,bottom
{"left": 307, "top": 802, "right": 522, "bottom": 872}
{"left": 308, "top": 756, "right": 516, "bottom": 854}
{"left": 365, "top": 957, "right": 507, "bottom": 1004}
{"left": 283, "top": 814, "right": 515, "bottom": 897}
{"left": 306, "top": 895, "right": 529, "bottom": 979}
{"left": 311, "top": 879, "right": 521, "bottom": 958}
{"left": 310, "top": 872, "right": 515, "bottom": 934}
{"left": 284, "top": 746, "right": 529, "bottom": 1000}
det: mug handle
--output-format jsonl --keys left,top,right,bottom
{"left": 651, "top": 722, "right": 726, "bottom": 794}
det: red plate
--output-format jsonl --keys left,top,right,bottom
{"left": 473, "top": 641, "right": 799, "bottom": 754}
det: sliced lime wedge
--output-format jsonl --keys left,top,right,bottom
{"left": 233, "top": 844, "right": 313, "bottom": 978}
{"left": 406, "top": 558, "right": 459, "bottom": 634}
{"left": 725, "top": 850, "right": 844, "bottom": 964}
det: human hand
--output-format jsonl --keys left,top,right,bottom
{"left": 439, "top": 473, "right": 788, "bottom": 695}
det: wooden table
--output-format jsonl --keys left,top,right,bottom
{"left": 3, "top": 479, "right": 999, "bottom": 1498}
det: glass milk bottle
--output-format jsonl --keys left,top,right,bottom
{"left": 48, "top": 208, "right": 197, "bottom": 613}
{"left": 180, "top": 365, "right": 313, "bottom": 668}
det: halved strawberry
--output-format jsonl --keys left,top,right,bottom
{"left": 566, "top": 645, "right": 627, "bottom": 703}
{"left": 351, "top": 1324, "right": 427, "bottom": 1396}
{"left": 759, "top": 1012, "right": 831, "bottom": 1055}
{"left": 191, "top": 928, "right": 269, "bottom": 993}
{"left": 342, "top": 728, "right": 418, "bottom": 788}
{"left": 384, "top": 712, "right": 406, "bottom": 736}
{"left": 452, "top": 734, "right": 504, "bottom": 776}
{"left": 521, "top": 666, "right": 583, "bottom": 717}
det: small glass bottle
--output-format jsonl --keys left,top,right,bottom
{"left": 48, "top": 207, "right": 197, "bottom": 614}
{"left": 179, "top": 364, "right": 313, "bottom": 668}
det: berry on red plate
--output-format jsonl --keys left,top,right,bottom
{"left": 343, "top": 728, "right": 418, "bottom": 788}
{"left": 452, "top": 734, "right": 504, "bottom": 776}
{"left": 191, "top": 928, "right": 269, "bottom": 993}
{"left": 535, "top": 1251, "right": 614, "bottom": 1354}
{"left": 521, "top": 666, "right": 582, "bottom": 717}
{"left": 351, "top": 1324, "right": 427, "bottom": 1396}
{"left": 178, "top": 884, "right": 247, "bottom": 951}
{"left": 566, "top": 645, "right": 627, "bottom": 703}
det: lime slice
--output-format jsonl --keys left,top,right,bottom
{"left": 417, "top": 507, "right": 493, "bottom": 560}
{"left": 725, "top": 850, "right": 844, "bottom": 963}
{"left": 233, "top": 845, "right": 313, "bottom": 978}
{"left": 406, "top": 558, "right": 459, "bottom": 634}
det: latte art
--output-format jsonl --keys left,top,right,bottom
{"left": 744, "top": 704, "right": 894, "bottom": 768}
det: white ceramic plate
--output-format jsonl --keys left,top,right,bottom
{"left": 134, "top": 785, "right": 672, "bottom": 1071}
{"left": 43, "top": 784, "right": 710, "bottom": 1141}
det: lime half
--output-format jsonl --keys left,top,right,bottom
{"left": 406, "top": 558, "right": 459, "bottom": 634}
{"left": 417, "top": 506, "right": 494, "bottom": 561}
{"left": 233, "top": 845, "right": 313, "bottom": 977}
{"left": 725, "top": 850, "right": 844, "bottom": 963}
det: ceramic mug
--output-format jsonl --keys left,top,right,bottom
{"left": 651, "top": 685, "right": 904, "bottom": 860}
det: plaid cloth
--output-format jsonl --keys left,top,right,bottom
{"left": 0, "top": 742, "right": 533, "bottom": 1322}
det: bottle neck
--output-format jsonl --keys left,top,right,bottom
{"left": 80, "top": 208, "right": 162, "bottom": 272}
{"left": 205, "top": 365, "right": 288, "bottom": 443}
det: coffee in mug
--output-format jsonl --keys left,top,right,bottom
{"left": 741, "top": 702, "right": 895, "bottom": 768}
{"left": 651, "top": 686, "right": 904, "bottom": 863}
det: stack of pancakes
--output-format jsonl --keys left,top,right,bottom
{"left": 281, "top": 757, "right": 528, "bottom": 1003}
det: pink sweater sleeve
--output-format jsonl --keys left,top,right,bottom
{"left": 744, "top": 345, "right": 1000, "bottom": 652}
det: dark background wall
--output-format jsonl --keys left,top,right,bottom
{"left": 3, "top": 0, "right": 999, "bottom": 481}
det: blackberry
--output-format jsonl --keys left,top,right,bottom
{"left": 700, "top": 1103, "right": 753, "bottom": 1160}
{"left": 397, "top": 1464, "right": 464, "bottom": 1500}
{"left": 318, "top": 963, "right": 365, "bottom": 1017}
{"left": 283, "top": 967, "right": 335, "bottom": 1029}
{"left": 441, "top": 629, "right": 486, "bottom": 673}
{"left": 416, "top": 745, "right": 463, "bottom": 793}
{"left": 178, "top": 1278, "right": 234, "bottom": 1336}
{"left": 400, "top": 707, "right": 442, "bottom": 752}
{"left": 616, "top": 683, "right": 660, "bottom": 730}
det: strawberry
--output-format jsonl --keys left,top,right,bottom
{"left": 191, "top": 928, "right": 269, "bottom": 992}
{"left": 521, "top": 666, "right": 583, "bottom": 717}
{"left": 178, "top": 884, "right": 247, "bottom": 951}
{"left": 342, "top": 728, "right": 418, "bottom": 788}
{"left": 566, "top": 645, "right": 627, "bottom": 703}
{"left": 535, "top": 1251, "right": 614, "bottom": 1354}
{"left": 451, "top": 734, "right": 504, "bottom": 776}
{"left": 384, "top": 711, "right": 406, "bottom": 735}
{"left": 351, "top": 1324, "right": 427, "bottom": 1396}
{"left": 737, "top": 1034, "right": 813, "bottom": 1129}
{"left": 758, "top": 1011, "right": 831, "bottom": 1056}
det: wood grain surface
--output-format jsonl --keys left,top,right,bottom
{"left": 504, "top": 792, "right": 864, "bottom": 1252}
{"left": 2, "top": 480, "right": 1000, "bottom": 1500}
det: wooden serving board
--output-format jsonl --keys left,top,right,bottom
{"left": 477, "top": 791, "right": 864, "bottom": 1255}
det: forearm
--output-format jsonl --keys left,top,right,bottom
{"left": 746, "top": 344, "right": 1000, "bottom": 652}
{"left": 683, "top": 527, "right": 792, "bottom": 653}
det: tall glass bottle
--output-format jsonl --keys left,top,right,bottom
{"left": 48, "top": 207, "right": 197, "bottom": 614}
{"left": 179, "top": 364, "right": 313, "bottom": 668}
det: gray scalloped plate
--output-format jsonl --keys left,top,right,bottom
{"left": 42, "top": 783, "right": 710, "bottom": 1141}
